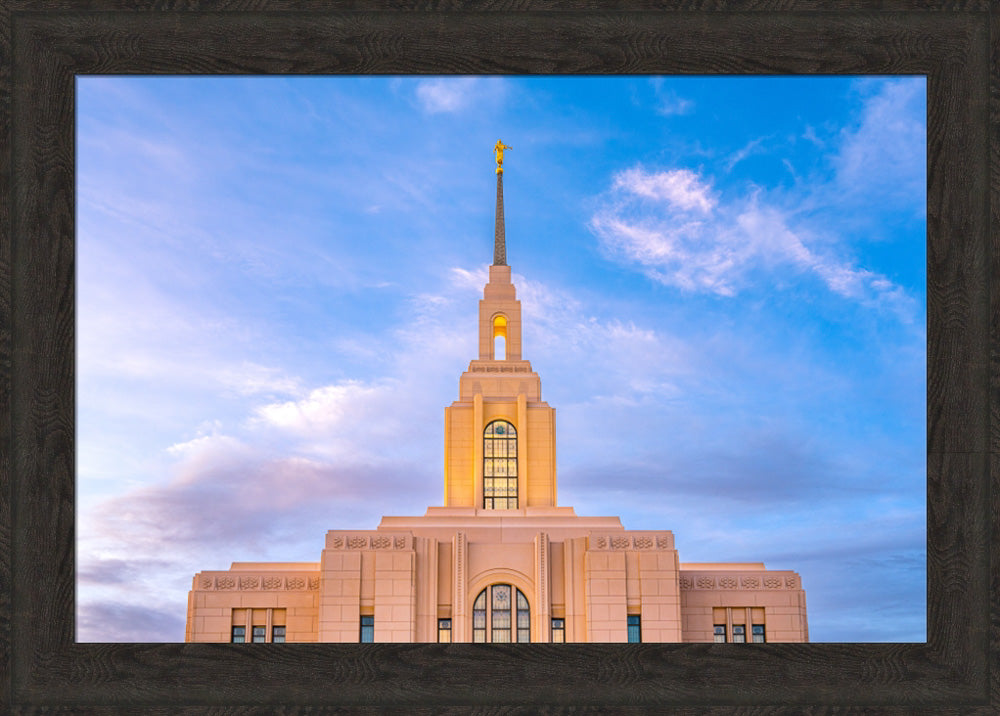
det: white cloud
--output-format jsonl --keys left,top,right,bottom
{"left": 414, "top": 77, "right": 506, "bottom": 114}
{"left": 724, "top": 136, "right": 769, "bottom": 171}
{"left": 591, "top": 166, "right": 915, "bottom": 318}
{"left": 613, "top": 167, "right": 716, "bottom": 213}
{"left": 834, "top": 78, "right": 925, "bottom": 205}
{"left": 650, "top": 78, "right": 694, "bottom": 116}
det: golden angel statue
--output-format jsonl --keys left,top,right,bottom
{"left": 494, "top": 140, "right": 512, "bottom": 173}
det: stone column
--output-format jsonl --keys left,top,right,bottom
{"left": 534, "top": 532, "right": 551, "bottom": 642}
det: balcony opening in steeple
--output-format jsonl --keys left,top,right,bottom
{"left": 492, "top": 314, "right": 508, "bottom": 360}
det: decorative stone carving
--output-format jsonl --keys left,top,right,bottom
{"left": 764, "top": 576, "right": 783, "bottom": 589}
{"left": 239, "top": 576, "right": 260, "bottom": 590}
{"left": 633, "top": 536, "right": 653, "bottom": 549}
{"left": 286, "top": 577, "right": 305, "bottom": 590}
{"left": 785, "top": 576, "right": 799, "bottom": 589}
{"left": 696, "top": 576, "right": 715, "bottom": 589}
{"left": 611, "top": 536, "right": 630, "bottom": 550}
{"left": 216, "top": 576, "right": 236, "bottom": 590}
{"left": 331, "top": 537, "right": 344, "bottom": 548}
{"left": 596, "top": 536, "right": 607, "bottom": 549}
{"left": 741, "top": 576, "right": 760, "bottom": 589}
{"left": 719, "top": 577, "right": 737, "bottom": 589}
{"left": 308, "top": 577, "right": 320, "bottom": 590}
{"left": 680, "top": 576, "right": 693, "bottom": 589}
{"left": 372, "top": 536, "right": 391, "bottom": 549}
{"left": 200, "top": 577, "right": 214, "bottom": 590}
{"left": 348, "top": 537, "right": 368, "bottom": 549}
{"left": 656, "top": 536, "right": 670, "bottom": 549}
{"left": 263, "top": 576, "right": 283, "bottom": 590}
{"left": 394, "top": 536, "right": 406, "bottom": 549}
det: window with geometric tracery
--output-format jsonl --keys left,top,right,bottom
{"left": 483, "top": 419, "right": 517, "bottom": 509}
{"left": 471, "top": 584, "right": 530, "bottom": 643}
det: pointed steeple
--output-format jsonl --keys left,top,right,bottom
{"left": 492, "top": 140, "right": 511, "bottom": 266}
{"left": 494, "top": 170, "right": 506, "bottom": 266}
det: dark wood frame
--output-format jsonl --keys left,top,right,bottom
{"left": 2, "top": 2, "right": 995, "bottom": 713}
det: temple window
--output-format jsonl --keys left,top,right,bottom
{"left": 483, "top": 420, "right": 517, "bottom": 509}
{"left": 472, "top": 584, "right": 530, "bottom": 643}
{"left": 627, "top": 615, "right": 641, "bottom": 643}
{"left": 438, "top": 618, "right": 452, "bottom": 643}
{"left": 360, "top": 615, "right": 374, "bottom": 643}
{"left": 551, "top": 618, "right": 565, "bottom": 643}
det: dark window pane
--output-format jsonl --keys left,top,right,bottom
{"left": 627, "top": 615, "right": 641, "bottom": 643}
{"left": 272, "top": 626, "right": 285, "bottom": 643}
{"left": 360, "top": 615, "right": 374, "bottom": 643}
{"left": 252, "top": 626, "right": 266, "bottom": 643}
{"left": 732, "top": 625, "right": 745, "bottom": 643}
{"left": 231, "top": 626, "right": 246, "bottom": 644}
{"left": 752, "top": 624, "right": 765, "bottom": 643}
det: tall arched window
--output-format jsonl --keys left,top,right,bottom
{"left": 483, "top": 420, "right": 517, "bottom": 509}
{"left": 472, "top": 584, "right": 530, "bottom": 643}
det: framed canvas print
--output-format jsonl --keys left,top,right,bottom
{"left": 4, "top": 2, "right": 995, "bottom": 713}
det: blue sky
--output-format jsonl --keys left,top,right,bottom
{"left": 76, "top": 76, "right": 926, "bottom": 643}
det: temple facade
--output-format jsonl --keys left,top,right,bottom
{"left": 185, "top": 147, "right": 808, "bottom": 645}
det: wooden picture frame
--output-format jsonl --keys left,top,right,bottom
{"left": 3, "top": 2, "right": 995, "bottom": 712}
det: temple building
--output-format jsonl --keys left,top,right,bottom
{"left": 185, "top": 143, "right": 809, "bottom": 644}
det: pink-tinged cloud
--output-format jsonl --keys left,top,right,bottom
{"left": 613, "top": 167, "right": 716, "bottom": 213}
{"left": 592, "top": 167, "right": 915, "bottom": 319}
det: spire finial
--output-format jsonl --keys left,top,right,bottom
{"left": 494, "top": 139, "right": 511, "bottom": 175}
{"left": 493, "top": 140, "right": 509, "bottom": 266}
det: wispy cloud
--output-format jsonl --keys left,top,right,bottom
{"left": 414, "top": 77, "right": 507, "bottom": 114}
{"left": 834, "top": 78, "right": 925, "bottom": 208}
{"left": 724, "top": 136, "right": 770, "bottom": 171}
{"left": 650, "top": 78, "right": 694, "bottom": 116}
{"left": 590, "top": 165, "right": 915, "bottom": 320}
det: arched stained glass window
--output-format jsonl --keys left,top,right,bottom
{"left": 484, "top": 419, "right": 517, "bottom": 509}
{"left": 471, "top": 584, "right": 530, "bottom": 643}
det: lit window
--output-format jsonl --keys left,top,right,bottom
{"left": 472, "top": 584, "right": 530, "bottom": 642}
{"left": 438, "top": 618, "right": 452, "bottom": 643}
{"left": 627, "top": 615, "right": 641, "bottom": 643}
{"left": 231, "top": 626, "right": 246, "bottom": 643}
{"left": 713, "top": 625, "right": 726, "bottom": 643}
{"left": 493, "top": 314, "right": 507, "bottom": 360}
{"left": 483, "top": 420, "right": 517, "bottom": 509}
{"left": 272, "top": 626, "right": 285, "bottom": 643}
{"left": 732, "top": 625, "right": 746, "bottom": 643}
{"left": 551, "top": 618, "right": 565, "bottom": 643}
{"left": 360, "top": 615, "right": 374, "bottom": 643}
{"left": 252, "top": 626, "right": 266, "bottom": 643}
{"left": 751, "top": 624, "right": 765, "bottom": 643}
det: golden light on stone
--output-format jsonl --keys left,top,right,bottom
{"left": 185, "top": 152, "right": 809, "bottom": 645}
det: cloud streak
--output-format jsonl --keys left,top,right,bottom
{"left": 591, "top": 165, "right": 915, "bottom": 321}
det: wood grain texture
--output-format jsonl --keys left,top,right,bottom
{"left": 2, "top": 2, "right": 996, "bottom": 713}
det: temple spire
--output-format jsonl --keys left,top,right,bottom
{"left": 494, "top": 171, "right": 506, "bottom": 266}
{"left": 493, "top": 140, "right": 511, "bottom": 266}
